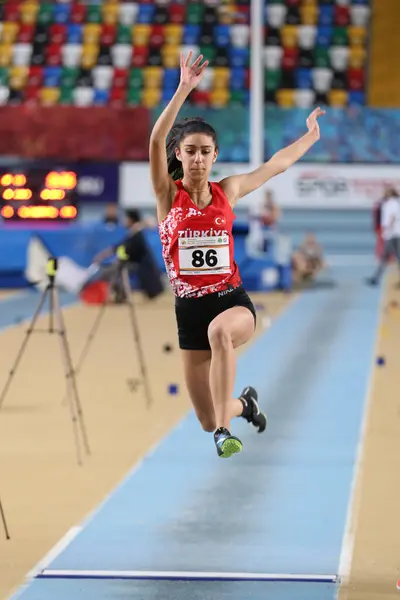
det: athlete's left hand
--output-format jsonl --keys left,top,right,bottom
{"left": 306, "top": 107, "right": 326, "bottom": 140}
{"left": 180, "top": 51, "right": 209, "bottom": 91}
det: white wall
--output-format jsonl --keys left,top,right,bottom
{"left": 119, "top": 162, "right": 400, "bottom": 210}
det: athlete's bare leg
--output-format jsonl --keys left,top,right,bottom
{"left": 181, "top": 349, "right": 244, "bottom": 432}
{"left": 207, "top": 306, "right": 255, "bottom": 431}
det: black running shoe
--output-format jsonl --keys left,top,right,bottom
{"left": 239, "top": 386, "right": 267, "bottom": 433}
{"left": 214, "top": 427, "right": 243, "bottom": 458}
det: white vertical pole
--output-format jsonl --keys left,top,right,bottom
{"left": 250, "top": 0, "right": 264, "bottom": 172}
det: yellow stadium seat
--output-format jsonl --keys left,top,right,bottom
{"left": 20, "top": 2, "right": 39, "bottom": 25}
{"left": 300, "top": 5, "right": 318, "bottom": 26}
{"left": 162, "top": 44, "right": 180, "bottom": 68}
{"left": 102, "top": 2, "right": 119, "bottom": 25}
{"left": 132, "top": 24, "right": 150, "bottom": 46}
{"left": 281, "top": 25, "right": 298, "bottom": 49}
{"left": 0, "top": 44, "right": 12, "bottom": 67}
{"left": 40, "top": 87, "right": 60, "bottom": 106}
{"left": 81, "top": 55, "right": 97, "bottom": 70}
{"left": 164, "top": 24, "right": 182, "bottom": 46}
{"left": 329, "top": 89, "right": 348, "bottom": 107}
{"left": 276, "top": 89, "right": 295, "bottom": 108}
{"left": 302, "top": 0, "right": 317, "bottom": 6}
{"left": 1, "top": 22, "right": 19, "bottom": 44}
{"left": 81, "top": 43, "right": 99, "bottom": 69}
{"left": 218, "top": 4, "right": 236, "bottom": 25}
{"left": 141, "top": 88, "right": 161, "bottom": 109}
{"left": 82, "top": 43, "right": 99, "bottom": 59}
{"left": 143, "top": 66, "right": 163, "bottom": 89}
{"left": 212, "top": 67, "right": 230, "bottom": 90}
{"left": 9, "top": 65, "right": 28, "bottom": 79}
{"left": 9, "top": 66, "right": 28, "bottom": 90}
{"left": 83, "top": 24, "right": 102, "bottom": 44}
{"left": 348, "top": 26, "right": 367, "bottom": 47}
{"left": 349, "top": 46, "right": 366, "bottom": 68}
{"left": 210, "top": 88, "right": 230, "bottom": 108}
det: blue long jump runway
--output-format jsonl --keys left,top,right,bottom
{"left": 5, "top": 264, "right": 383, "bottom": 600}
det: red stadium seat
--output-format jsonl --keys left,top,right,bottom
{"left": 18, "top": 24, "right": 34, "bottom": 43}
{"left": 113, "top": 67, "right": 128, "bottom": 88}
{"left": 109, "top": 85, "right": 126, "bottom": 107}
{"left": 27, "top": 65, "right": 43, "bottom": 86}
{"left": 4, "top": 1, "right": 20, "bottom": 23}
{"left": 70, "top": 3, "right": 86, "bottom": 25}
{"left": 169, "top": 4, "right": 186, "bottom": 25}
{"left": 46, "top": 44, "right": 62, "bottom": 67}
{"left": 150, "top": 24, "right": 165, "bottom": 48}
{"left": 132, "top": 45, "right": 149, "bottom": 68}
{"left": 282, "top": 47, "right": 299, "bottom": 70}
{"left": 100, "top": 24, "right": 117, "bottom": 46}
{"left": 24, "top": 84, "right": 40, "bottom": 102}
{"left": 191, "top": 90, "right": 211, "bottom": 106}
{"left": 335, "top": 6, "right": 350, "bottom": 27}
{"left": 347, "top": 66, "right": 364, "bottom": 91}
{"left": 49, "top": 24, "right": 67, "bottom": 45}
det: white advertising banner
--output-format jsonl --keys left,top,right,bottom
{"left": 120, "top": 162, "right": 400, "bottom": 210}
{"left": 266, "top": 164, "right": 400, "bottom": 209}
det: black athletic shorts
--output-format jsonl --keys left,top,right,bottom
{"left": 174, "top": 285, "right": 257, "bottom": 351}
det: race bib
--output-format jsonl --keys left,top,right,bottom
{"left": 178, "top": 235, "right": 231, "bottom": 276}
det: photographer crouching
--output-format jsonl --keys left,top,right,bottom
{"left": 93, "top": 209, "right": 164, "bottom": 302}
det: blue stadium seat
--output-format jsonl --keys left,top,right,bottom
{"left": 348, "top": 90, "right": 365, "bottom": 105}
{"left": 162, "top": 87, "right": 175, "bottom": 103}
{"left": 296, "top": 67, "right": 312, "bottom": 89}
{"left": 229, "top": 47, "right": 249, "bottom": 68}
{"left": 67, "top": 24, "right": 83, "bottom": 44}
{"left": 316, "top": 25, "right": 333, "bottom": 47}
{"left": 163, "top": 67, "right": 179, "bottom": 89}
{"left": 319, "top": 6, "right": 334, "bottom": 26}
{"left": 93, "top": 89, "right": 109, "bottom": 105}
{"left": 230, "top": 66, "right": 245, "bottom": 91}
{"left": 53, "top": 3, "right": 71, "bottom": 24}
{"left": 137, "top": 4, "right": 155, "bottom": 24}
{"left": 182, "top": 24, "right": 200, "bottom": 45}
{"left": 214, "top": 24, "right": 230, "bottom": 48}
{"left": 44, "top": 66, "right": 62, "bottom": 87}
{"left": 241, "top": 90, "right": 250, "bottom": 106}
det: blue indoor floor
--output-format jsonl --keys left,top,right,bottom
{"left": 4, "top": 263, "right": 383, "bottom": 600}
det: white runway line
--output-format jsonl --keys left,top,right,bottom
{"left": 38, "top": 569, "right": 338, "bottom": 583}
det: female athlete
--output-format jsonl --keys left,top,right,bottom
{"left": 150, "top": 52, "right": 324, "bottom": 458}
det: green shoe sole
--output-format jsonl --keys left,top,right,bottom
{"left": 220, "top": 437, "right": 243, "bottom": 458}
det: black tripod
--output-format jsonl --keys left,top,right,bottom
{"left": 0, "top": 258, "right": 91, "bottom": 466}
{"left": 72, "top": 248, "right": 153, "bottom": 408}
{"left": 0, "top": 496, "right": 10, "bottom": 540}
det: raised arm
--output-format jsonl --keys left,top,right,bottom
{"left": 220, "top": 108, "right": 325, "bottom": 207}
{"left": 149, "top": 51, "right": 208, "bottom": 222}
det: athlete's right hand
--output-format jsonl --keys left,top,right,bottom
{"left": 180, "top": 51, "right": 209, "bottom": 91}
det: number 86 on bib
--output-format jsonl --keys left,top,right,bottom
{"left": 178, "top": 235, "right": 231, "bottom": 276}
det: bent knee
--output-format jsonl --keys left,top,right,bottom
{"left": 207, "top": 322, "right": 232, "bottom": 350}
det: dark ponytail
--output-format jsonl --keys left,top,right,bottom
{"left": 166, "top": 117, "right": 218, "bottom": 181}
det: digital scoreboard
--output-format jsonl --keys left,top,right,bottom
{"left": 0, "top": 168, "right": 79, "bottom": 222}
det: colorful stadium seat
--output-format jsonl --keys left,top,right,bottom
{"left": 0, "top": 0, "right": 369, "bottom": 109}
{"left": 265, "top": 0, "right": 369, "bottom": 106}
{"left": 40, "top": 86, "right": 60, "bottom": 106}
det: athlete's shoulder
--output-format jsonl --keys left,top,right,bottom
{"left": 211, "top": 180, "right": 229, "bottom": 200}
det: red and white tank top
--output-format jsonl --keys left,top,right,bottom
{"left": 158, "top": 180, "right": 242, "bottom": 298}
